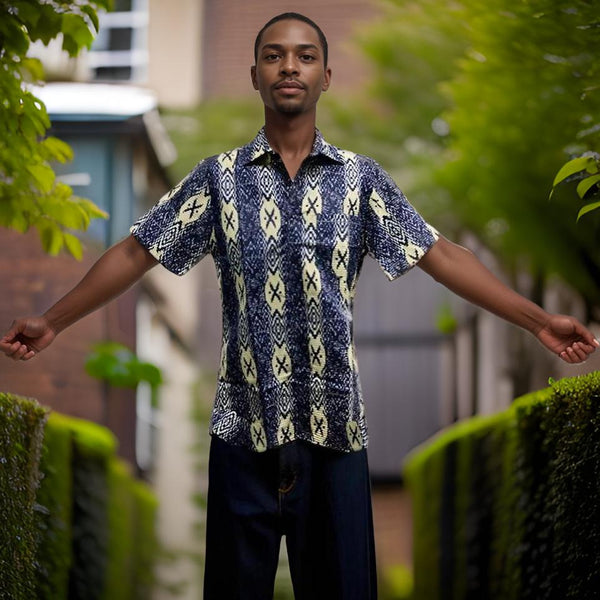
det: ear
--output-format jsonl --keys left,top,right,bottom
{"left": 251, "top": 65, "right": 258, "bottom": 90}
{"left": 322, "top": 67, "right": 332, "bottom": 92}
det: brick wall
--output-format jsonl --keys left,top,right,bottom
{"left": 202, "top": 0, "right": 381, "bottom": 98}
{"left": 0, "top": 229, "right": 137, "bottom": 463}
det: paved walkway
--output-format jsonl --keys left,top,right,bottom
{"left": 372, "top": 485, "right": 413, "bottom": 569}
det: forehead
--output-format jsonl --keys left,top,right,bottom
{"left": 258, "top": 19, "right": 323, "bottom": 53}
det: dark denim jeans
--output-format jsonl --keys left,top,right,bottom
{"left": 203, "top": 435, "right": 378, "bottom": 600}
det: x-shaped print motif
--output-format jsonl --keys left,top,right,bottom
{"left": 304, "top": 270, "right": 318, "bottom": 292}
{"left": 268, "top": 281, "right": 283, "bottom": 303}
{"left": 348, "top": 423, "right": 361, "bottom": 447}
{"left": 223, "top": 209, "right": 236, "bottom": 232}
{"left": 263, "top": 207, "right": 277, "bottom": 229}
{"left": 335, "top": 248, "right": 349, "bottom": 270}
{"left": 309, "top": 344, "right": 323, "bottom": 366}
{"left": 313, "top": 416, "right": 326, "bottom": 437}
{"left": 252, "top": 425, "right": 266, "bottom": 448}
{"left": 183, "top": 199, "right": 203, "bottom": 219}
{"left": 275, "top": 354, "right": 289, "bottom": 375}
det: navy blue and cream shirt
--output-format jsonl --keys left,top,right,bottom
{"left": 131, "top": 128, "right": 439, "bottom": 453}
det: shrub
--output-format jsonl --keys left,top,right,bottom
{"left": 34, "top": 412, "right": 75, "bottom": 599}
{"left": 0, "top": 392, "right": 48, "bottom": 600}
{"left": 131, "top": 479, "right": 159, "bottom": 599}
{"left": 405, "top": 372, "right": 600, "bottom": 600}
{"left": 103, "top": 458, "right": 136, "bottom": 599}
{"left": 66, "top": 417, "right": 117, "bottom": 600}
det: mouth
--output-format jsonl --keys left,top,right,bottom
{"left": 275, "top": 80, "right": 305, "bottom": 93}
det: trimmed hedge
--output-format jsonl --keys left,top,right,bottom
{"left": 104, "top": 458, "right": 136, "bottom": 600}
{"left": 0, "top": 393, "right": 48, "bottom": 600}
{"left": 405, "top": 372, "right": 600, "bottom": 600}
{"left": 35, "top": 413, "right": 74, "bottom": 599}
{"left": 131, "top": 479, "right": 160, "bottom": 599}
{"left": 0, "top": 392, "right": 159, "bottom": 599}
{"left": 67, "top": 417, "right": 117, "bottom": 600}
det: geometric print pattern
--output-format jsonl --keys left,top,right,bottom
{"left": 130, "top": 128, "right": 439, "bottom": 453}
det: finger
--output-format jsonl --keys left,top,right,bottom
{"left": 576, "top": 342, "right": 595, "bottom": 360}
{"left": 559, "top": 349, "right": 576, "bottom": 364}
{"left": 564, "top": 344, "right": 590, "bottom": 363}
{"left": 22, "top": 349, "right": 36, "bottom": 361}
{"left": 3, "top": 320, "right": 24, "bottom": 343}
{"left": 572, "top": 321, "right": 600, "bottom": 348}
{"left": 5, "top": 341, "right": 23, "bottom": 359}
{"left": 11, "top": 343, "right": 29, "bottom": 361}
{"left": 569, "top": 343, "right": 588, "bottom": 362}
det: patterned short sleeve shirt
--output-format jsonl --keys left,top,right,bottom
{"left": 131, "top": 128, "right": 439, "bottom": 453}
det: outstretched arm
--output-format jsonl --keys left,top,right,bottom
{"left": 1, "top": 235, "right": 157, "bottom": 361}
{"left": 418, "top": 236, "right": 598, "bottom": 364}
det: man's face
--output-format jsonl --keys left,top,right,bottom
{"left": 251, "top": 19, "right": 331, "bottom": 116}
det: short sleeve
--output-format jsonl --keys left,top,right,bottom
{"left": 363, "top": 160, "right": 439, "bottom": 280}
{"left": 130, "top": 159, "right": 214, "bottom": 276}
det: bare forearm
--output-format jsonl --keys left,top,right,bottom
{"left": 418, "top": 237, "right": 549, "bottom": 335}
{"left": 44, "top": 235, "right": 157, "bottom": 334}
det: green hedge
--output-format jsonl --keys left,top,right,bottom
{"left": 35, "top": 413, "right": 74, "bottom": 599}
{"left": 67, "top": 416, "right": 117, "bottom": 600}
{"left": 0, "top": 393, "right": 48, "bottom": 600}
{"left": 131, "top": 479, "right": 160, "bottom": 599}
{"left": 405, "top": 372, "right": 600, "bottom": 600}
{"left": 0, "top": 392, "right": 160, "bottom": 599}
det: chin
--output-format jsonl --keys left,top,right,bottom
{"left": 272, "top": 100, "right": 304, "bottom": 114}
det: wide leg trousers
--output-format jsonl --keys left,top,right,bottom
{"left": 203, "top": 436, "right": 378, "bottom": 600}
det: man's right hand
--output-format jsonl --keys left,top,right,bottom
{"left": 0, "top": 317, "right": 57, "bottom": 361}
{"left": 1, "top": 235, "right": 157, "bottom": 363}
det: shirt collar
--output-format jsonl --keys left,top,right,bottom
{"left": 244, "top": 127, "right": 343, "bottom": 165}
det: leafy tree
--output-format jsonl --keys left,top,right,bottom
{"left": 551, "top": 152, "right": 600, "bottom": 222}
{"left": 85, "top": 341, "right": 162, "bottom": 391}
{"left": 0, "top": 0, "right": 111, "bottom": 259}
{"left": 437, "top": 0, "right": 600, "bottom": 315}
{"left": 353, "top": 0, "right": 600, "bottom": 317}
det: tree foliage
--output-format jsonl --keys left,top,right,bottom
{"left": 552, "top": 153, "right": 600, "bottom": 221}
{"left": 0, "top": 0, "right": 111, "bottom": 258}
{"left": 355, "top": 0, "right": 600, "bottom": 316}
{"left": 85, "top": 341, "right": 162, "bottom": 390}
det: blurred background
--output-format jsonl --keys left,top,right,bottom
{"left": 1, "top": 0, "right": 599, "bottom": 597}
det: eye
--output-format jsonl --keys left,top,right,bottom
{"left": 300, "top": 54, "right": 316, "bottom": 62}
{"left": 264, "top": 53, "right": 280, "bottom": 61}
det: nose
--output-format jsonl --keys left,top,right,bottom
{"left": 280, "top": 53, "right": 299, "bottom": 76}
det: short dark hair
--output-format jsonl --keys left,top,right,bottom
{"left": 254, "top": 12, "right": 329, "bottom": 66}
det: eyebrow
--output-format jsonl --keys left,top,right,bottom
{"left": 260, "top": 43, "right": 320, "bottom": 54}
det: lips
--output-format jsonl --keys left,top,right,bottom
{"left": 275, "top": 80, "right": 305, "bottom": 91}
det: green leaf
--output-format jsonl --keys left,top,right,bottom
{"left": 38, "top": 224, "right": 64, "bottom": 256}
{"left": 63, "top": 232, "right": 83, "bottom": 260}
{"left": 576, "top": 174, "right": 600, "bottom": 199}
{"left": 84, "top": 342, "right": 163, "bottom": 389}
{"left": 134, "top": 363, "right": 163, "bottom": 387}
{"left": 77, "top": 198, "right": 109, "bottom": 220}
{"left": 61, "top": 14, "right": 94, "bottom": 56}
{"left": 585, "top": 161, "right": 599, "bottom": 175}
{"left": 10, "top": 212, "right": 30, "bottom": 233}
{"left": 552, "top": 156, "right": 596, "bottom": 186}
{"left": 577, "top": 200, "right": 600, "bottom": 222}
{"left": 80, "top": 5, "right": 100, "bottom": 33}
{"left": 41, "top": 136, "right": 73, "bottom": 163}
{"left": 26, "top": 164, "right": 55, "bottom": 193}
{"left": 12, "top": 0, "right": 42, "bottom": 28}
{"left": 20, "top": 57, "right": 45, "bottom": 82}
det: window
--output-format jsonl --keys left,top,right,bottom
{"left": 88, "top": 0, "right": 149, "bottom": 82}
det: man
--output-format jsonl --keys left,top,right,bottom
{"left": 2, "top": 12, "right": 597, "bottom": 600}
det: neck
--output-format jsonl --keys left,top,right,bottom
{"left": 263, "top": 109, "right": 316, "bottom": 159}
